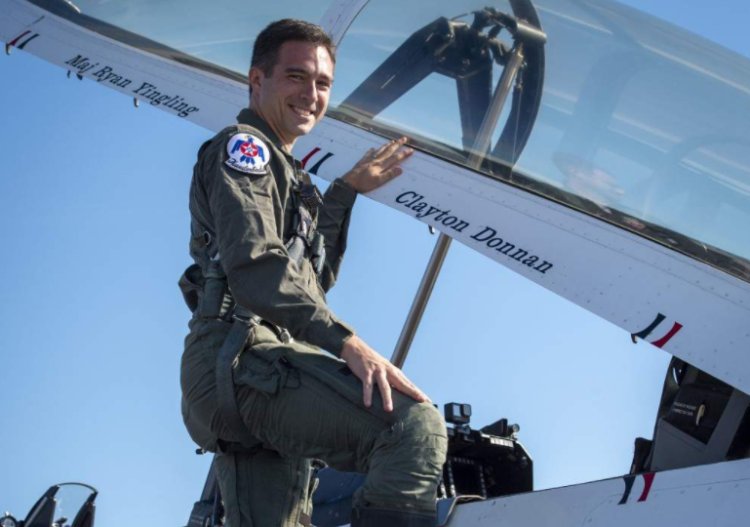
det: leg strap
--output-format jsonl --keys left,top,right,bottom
{"left": 216, "top": 315, "right": 260, "bottom": 448}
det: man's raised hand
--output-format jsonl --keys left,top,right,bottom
{"left": 342, "top": 137, "right": 413, "bottom": 193}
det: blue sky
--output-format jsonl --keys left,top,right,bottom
{"left": 0, "top": 1, "right": 747, "bottom": 525}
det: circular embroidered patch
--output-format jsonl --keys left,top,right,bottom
{"left": 225, "top": 133, "right": 271, "bottom": 174}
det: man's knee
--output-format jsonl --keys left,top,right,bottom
{"left": 357, "top": 402, "right": 447, "bottom": 512}
{"left": 398, "top": 401, "right": 447, "bottom": 438}
{"left": 395, "top": 401, "right": 448, "bottom": 468}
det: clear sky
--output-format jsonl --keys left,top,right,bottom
{"left": 1, "top": 1, "right": 747, "bottom": 525}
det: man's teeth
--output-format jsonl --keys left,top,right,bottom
{"left": 292, "top": 106, "right": 313, "bottom": 117}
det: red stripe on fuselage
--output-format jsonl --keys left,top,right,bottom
{"left": 637, "top": 472, "right": 655, "bottom": 502}
{"left": 8, "top": 30, "right": 31, "bottom": 47}
{"left": 300, "top": 147, "right": 321, "bottom": 169}
{"left": 651, "top": 323, "right": 683, "bottom": 348}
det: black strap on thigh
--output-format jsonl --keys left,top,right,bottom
{"left": 216, "top": 313, "right": 260, "bottom": 448}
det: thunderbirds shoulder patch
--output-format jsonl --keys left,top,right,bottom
{"left": 225, "top": 133, "right": 270, "bottom": 174}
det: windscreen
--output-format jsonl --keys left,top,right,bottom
{"left": 34, "top": 0, "right": 750, "bottom": 281}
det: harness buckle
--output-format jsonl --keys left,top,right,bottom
{"left": 232, "top": 305, "right": 261, "bottom": 326}
{"left": 279, "top": 328, "right": 293, "bottom": 344}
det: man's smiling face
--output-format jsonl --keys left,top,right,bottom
{"left": 249, "top": 40, "right": 334, "bottom": 152}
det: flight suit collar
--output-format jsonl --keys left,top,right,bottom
{"left": 236, "top": 108, "right": 309, "bottom": 184}
{"left": 236, "top": 108, "right": 295, "bottom": 161}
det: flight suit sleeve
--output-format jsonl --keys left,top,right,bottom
{"left": 200, "top": 128, "right": 354, "bottom": 355}
{"left": 316, "top": 178, "right": 357, "bottom": 292}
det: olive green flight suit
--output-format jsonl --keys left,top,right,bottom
{"left": 180, "top": 108, "right": 447, "bottom": 527}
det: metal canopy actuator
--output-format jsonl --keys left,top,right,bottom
{"left": 338, "top": 2, "right": 547, "bottom": 367}
{"left": 340, "top": 2, "right": 546, "bottom": 166}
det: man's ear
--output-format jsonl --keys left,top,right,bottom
{"left": 248, "top": 66, "right": 264, "bottom": 91}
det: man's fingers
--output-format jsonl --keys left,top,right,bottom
{"left": 372, "top": 139, "right": 396, "bottom": 158}
{"left": 379, "top": 147, "right": 413, "bottom": 172}
{"left": 341, "top": 335, "right": 430, "bottom": 409}
{"left": 373, "top": 137, "right": 408, "bottom": 160}
{"left": 380, "top": 138, "right": 409, "bottom": 161}
{"left": 376, "top": 369, "right": 394, "bottom": 412}
{"left": 389, "top": 370, "right": 430, "bottom": 403}
{"left": 362, "top": 372, "right": 374, "bottom": 408}
{"left": 381, "top": 137, "right": 406, "bottom": 158}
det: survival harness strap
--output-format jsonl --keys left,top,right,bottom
{"left": 180, "top": 260, "right": 267, "bottom": 451}
{"left": 216, "top": 305, "right": 261, "bottom": 449}
{"left": 287, "top": 176, "right": 326, "bottom": 276}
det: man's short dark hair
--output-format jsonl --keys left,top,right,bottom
{"left": 251, "top": 19, "right": 336, "bottom": 76}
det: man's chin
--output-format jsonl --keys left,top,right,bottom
{"left": 291, "top": 121, "right": 316, "bottom": 137}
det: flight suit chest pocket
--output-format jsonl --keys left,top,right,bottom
{"left": 234, "top": 346, "right": 300, "bottom": 395}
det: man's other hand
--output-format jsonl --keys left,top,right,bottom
{"left": 340, "top": 334, "right": 429, "bottom": 412}
{"left": 342, "top": 137, "right": 413, "bottom": 193}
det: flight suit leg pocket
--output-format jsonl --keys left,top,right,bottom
{"left": 235, "top": 345, "right": 299, "bottom": 396}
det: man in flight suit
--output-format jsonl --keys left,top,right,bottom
{"left": 180, "top": 19, "right": 447, "bottom": 527}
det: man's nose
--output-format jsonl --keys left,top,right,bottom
{"left": 300, "top": 80, "right": 317, "bottom": 101}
